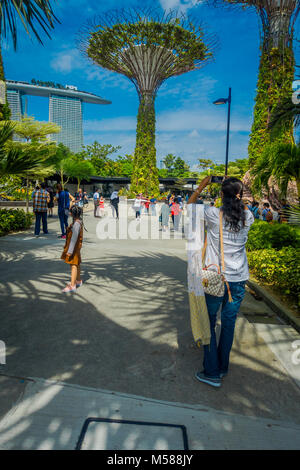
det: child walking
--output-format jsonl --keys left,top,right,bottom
{"left": 61, "top": 205, "right": 83, "bottom": 293}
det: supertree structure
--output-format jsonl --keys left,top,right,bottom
{"left": 80, "top": 8, "right": 215, "bottom": 195}
{"left": 207, "top": 0, "right": 299, "bottom": 164}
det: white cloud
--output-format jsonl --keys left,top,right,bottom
{"left": 189, "top": 129, "right": 200, "bottom": 138}
{"left": 159, "top": 0, "right": 199, "bottom": 13}
{"left": 84, "top": 105, "right": 251, "bottom": 134}
{"left": 50, "top": 49, "right": 83, "bottom": 74}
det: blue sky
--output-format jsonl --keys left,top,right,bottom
{"left": 3, "top": 0, "right": 300, "bottom": 168}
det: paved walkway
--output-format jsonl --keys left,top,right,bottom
{"left": 0, "top": 202, "right": 300, "bottom": 449}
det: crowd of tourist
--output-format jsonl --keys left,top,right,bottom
{"left": 31, "top": 184, "right": 291, "bottom": 240}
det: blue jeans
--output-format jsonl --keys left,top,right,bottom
{"left": 151, "top": 205, "right": 156, "bottom": 216}
{"left": 34, "top": 211, "right": 48, "bottom": 235}
{"left": 203, "top": 281, "right": 246, "bottom": 378}
{"left": 58, "top": 209, "right": 68, "bottom": 236}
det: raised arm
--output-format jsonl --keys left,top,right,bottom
{"left": 187, "top": 176, "right": 211, "bottom": 205}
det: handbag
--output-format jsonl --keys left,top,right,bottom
{"left": 201, "top": 210, "right": 233, "bottom": 302}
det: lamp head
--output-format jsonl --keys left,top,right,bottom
{"left": 213, "top": 98, "right": 228, "bottom": 105}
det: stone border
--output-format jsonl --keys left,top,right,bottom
{"left": 247, "top": 278, "right": 300, "bottom": 334}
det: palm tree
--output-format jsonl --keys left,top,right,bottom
{"left": 269, "top": 94, "right": 300, "bottom": 131}
{"left": 0, "top": 121, "right": 45, "bottom": 175}
{"left": 252, "top": 142, "right": 300, "bottom": 202}
{"left": 0, "top": 1, "right": 59, "bottom": 119}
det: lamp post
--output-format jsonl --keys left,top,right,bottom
{"left": 213, "top": 87, "right": 231, "bottom": 176}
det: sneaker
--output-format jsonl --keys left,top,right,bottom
{"left": 57, "top": 234, "right": 66, "bottom": 239}
{"left": 195, "top": 371, "right": 221, "bottom": 388}
{"left": 76, "top": 280, "right": 83, "bottom": 288}
{"left": 62, "top": 284, "right": 76, "bottom": 293}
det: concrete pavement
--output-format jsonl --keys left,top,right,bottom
{"left": 0, "top": 202, "right": 300, "bottom": 449}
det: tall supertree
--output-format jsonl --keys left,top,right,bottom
{"left": 207, "top": 0, "right": 299, "bottom": 165}
{"left": 80, "top": 8, "right": 215, "bottom": 195}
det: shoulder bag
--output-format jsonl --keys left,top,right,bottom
{"left": 202, "top": 210, "right": 233, "bottom": 302}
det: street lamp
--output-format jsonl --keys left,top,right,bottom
{"left": 213, "top": 87, "right": 231, "bottom": 176}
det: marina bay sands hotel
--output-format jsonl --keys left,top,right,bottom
{"left": 6, "top": 80, "right": 111, "bottom": 153}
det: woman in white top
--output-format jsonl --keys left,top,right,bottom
{"left": 188, "top": 176, "right": 254, "bottom": 388}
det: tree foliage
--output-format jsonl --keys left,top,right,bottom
{"left": 0, "top": 0, "right": 59, "bottom": 49}
{"left": 251, "top": 141, "right": 300, "bottom": 201}
{"left": 82, "top": 8, "right": 215, "bottom": 196}
{"left": 0, "top": 121, "right": 45, "bottom": 176}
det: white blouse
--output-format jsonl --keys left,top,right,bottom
{"left": 204, "top": 206, "right": 254, "bottom": 282}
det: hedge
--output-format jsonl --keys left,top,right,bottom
{"left": 246, "top": 220, "right": 300, "bottom": 251}
{"left": 0, "top": 209, "right": 33, "bottom": 236}
{"left": 247, "top": 247, "right": 300, "bottom": 305}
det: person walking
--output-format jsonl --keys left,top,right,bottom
{"left": 150, "top": 196, "right": 157, "bottom": 216}
{"left": 262, "top": 202, "right": 273, "bottom": 222}
{"left": 250, "top": 201, "right": 260, "bottom": 220}
{"left": 144, "top": 197, "right": 150, "bottom": 215}
{"left": 160, "top": 199, "right": 170, "bottom": 231}
{"left": 56, "top": 184, "right": 74, "bottom": 239}
{"left": 93, "top": 189, "right": 100, "bottom": 217}
{"left": 47, "top": 186, "right": 54, "bottom": 217}
{"left": 33, "top": 182, "right": 50, "bottom": 237}
{"left": 98, "top": 195, "right": 105, "bottom": 217}
{"left": 61, "top": 205, "right": 83, "bottom": 293}
{"left": 169, "top": 196, "right": 175, "bottom": 226}
{"left": 188, "top": 176, "right": 254, "bottom": 388}
{"left": 75, "top": 188, "right": 84, "bottom": 208}
{"left": 110, "top": 191, "right": 119, "bottom": 219}
{"left": 172, "top": 197, "right": 181, "bottom": 231}
{"left": 133, "top": 194, "right": 143, "bottom": 219}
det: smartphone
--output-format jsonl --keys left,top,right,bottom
{"left": 210, "top": 176, "right": 224, "bottom": 184}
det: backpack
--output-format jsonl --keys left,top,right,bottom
{"left": 266, "top": 210, "right": 273, "bottom": 222}
{"left": 252, "top": 207, "right": 260, "bottom": 219}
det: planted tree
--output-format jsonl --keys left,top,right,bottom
{"left": 3, "top": 115, "right": 61, "bottom": 211}
{"left": 64, "top": 157, "right": 95, "bottom": 191}
{"left": 252, "top": 141, "right": 300, "bottom": 202}
{"left": 81, "top": 8, "right": 214, "bottom": 195}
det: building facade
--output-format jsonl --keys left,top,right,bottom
{"left": 49, "top": 95, "right": 83, "bottom": 152}
{"left": 6, "top": 80, "right": 111, "bottom": 152}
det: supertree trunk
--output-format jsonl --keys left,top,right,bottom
{"left": 248, "top": 38, "right": 295, "bottom": 164}
{"left": 131, "top": 93, "right": 159, "bottom": 196}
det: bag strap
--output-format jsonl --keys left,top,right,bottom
{"left": 219, "top": 210, "right": 233, "bottom": 302}
{"left": 219, "top": 210, "right": 225, "bottom": 274}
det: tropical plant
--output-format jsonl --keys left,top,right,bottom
{"left": 64, "top": 157, "right": 95, "bottom": 191}
{"left": 162, "top": 154, "right": 190, "bottom": 177}
{"left": 252, "top": 142, "right": 300, "bottom": 202}
{"left": 0, "top": 0, "right": 59, "bottom": 120}
{"left": 0, "top": 121, "right": 44, "bottom": 176}
{"left": 2, "top": 115, "right": 61, "bottom": 211}
{"left": 81, "top": 141, "right": 121, "bottom": 176}
{"left": 81, "top": 8, "right": 215, "bottom": 196}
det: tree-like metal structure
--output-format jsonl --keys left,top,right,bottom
{"left": 80, "top": 8, "right": 215, "bottom": 195}
{"left": 207, "top": 0, "right": 299, "bottom": 164}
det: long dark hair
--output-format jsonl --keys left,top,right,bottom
{"left": 70, "top": 205, "right": 82, "bottom": 221}
{"left": 221, "top": 177, "right": 246, "bottom": 232}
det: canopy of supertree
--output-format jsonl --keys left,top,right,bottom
{"left": 80, "top": 8, "right": 216, "bottom": 195}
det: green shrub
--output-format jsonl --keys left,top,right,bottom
{"left": 0, "top": 209, "right": 33, "bottom": 236}
{"left": 246, "top": 220, "right": 300, "bottom": 251}
{"left": 248, "top": 247, "right": 300, "bottom": 304}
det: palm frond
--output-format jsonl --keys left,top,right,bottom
{"left": 269, "top": 94, "right": 300, "bottom": 131}
{"left": 0, "top": 0, "right": 59, "bottom": 49}
{"left": 0, "top": 122, "right": 45, "bottom": 175}
{"left": 282, "top": 205, "right": 300, "bottom": 225}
